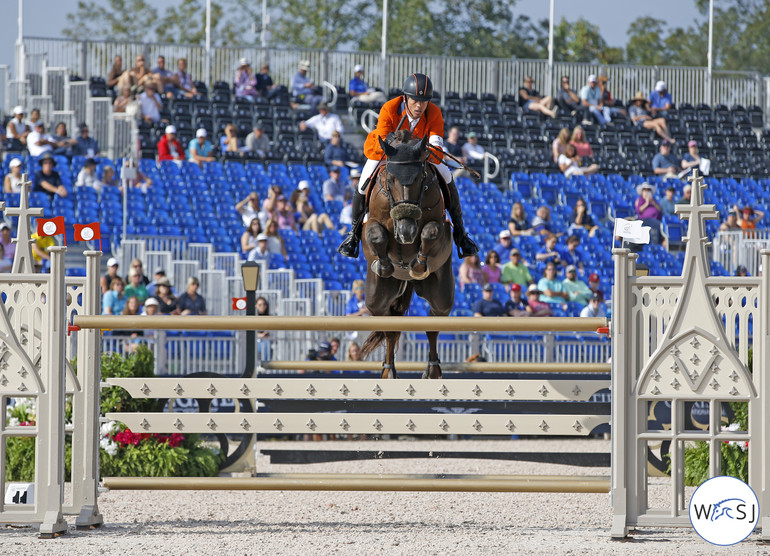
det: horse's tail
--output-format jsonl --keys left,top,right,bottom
{"left": 360, "top": 282, "right": 414, "bottom": 358}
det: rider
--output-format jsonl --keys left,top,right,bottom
{"left": 338, "top": 73, "right": 478, "bottom": 259}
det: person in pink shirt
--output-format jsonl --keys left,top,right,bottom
{"left": 633, "top": 182, "right": 663, "bottom": 245}
{"left": 482, "top": 250, "right": 502, "bottom": 284}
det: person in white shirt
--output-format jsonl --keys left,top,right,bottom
{"left": 298, "top": 102, "right": 343, "bottom": 143}
{"left": 27, "top": 122, "right": 57, "bottom": 157}
{"left": 558, "top": 144, "right": 599, "bottom": 177}
{"left": 579, "top": 74, "right": 611, "bottom": 125}
{"left": 462, "top": 132, "right": 485, "bottom": 163}
{"left": 139, "top": 81, "right": 163, "bottom": 123}
{"left": 580, "top": 294, "right": 607, "bottom": 318}
{"left": 6, "top": 106, "right": 30, "bottom": 145}
{"left": 75, "top": 158, "right": 103, "bottom": 193}
{"left": 3, "top": 158, "right": 24, "bottom": 194}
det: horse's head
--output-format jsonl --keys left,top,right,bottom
{"left": 378, "top": 131, "right": 431, "bottom": 244}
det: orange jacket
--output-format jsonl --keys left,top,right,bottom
{"left": 363, "top": 96, "right": 444, "bottom": 161}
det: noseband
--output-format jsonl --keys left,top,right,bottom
{"left": 379, "top": 158, "right": 437, "bottom": 221}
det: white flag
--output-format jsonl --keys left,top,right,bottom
{"left": 614, "top": 218, "right": 651, "bottom": 244}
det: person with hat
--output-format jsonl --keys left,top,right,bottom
{"left": 245, "top": 122, "right": 271, "bottom": 158}
{"left": 147, "top": 268, "right": 171, "bottom": 297}
{"left": 299, "top": 102, "right": 343, "bottom": 143}
{"left": 525, "top": 284, "right": 551, "bottom": 316}
{"left": 348, "top": 168, "right": 361, "bottom": 192}
{"left": 338, "top": 73, "right": 478, "bottom": 260}
{"left": 324, "top": 130, "right": 352, "bottom": 168}
{"left": 0, "top": 222, "right": 15, "bottom": 264}
{"left": 349, "top": 64, "right": 386, "bottom": 104}
{"left": 157, "top": 125, "right": 184, "bottom": 164}
{"left": 291, "top": 60, "right": 323, "bottom": 111}
{"left": 720, "top": 210, "right": 741, "bottom": 232}
{"left": 187, "top": 128, "right": 215, "bottom": 167}
{"left": 33, "top": 153, "right": 67, "bottom": 201}
{"left": 6, "top": 105, "right": 29, "bottom": 145}
{"left": 473, "top": 283, "right": 506, "bottom": 317}
{"left": 492, "top": 230, "right": 513, "bottom": 260}
{"left": 681, "top": 140, "right": 710, "bottom": 175}
{"left": 635, "top": 182, "right": 662, "bottom": 225}
{"left": 734, "top": 204, "right": 765, "bottom": 233}
{"left": 580, "top": 293, "right": 606, "bottom": 318}
{"left": 234, "top": 58, "right": 258, "bottom": 100}
{"left": 519, "top": 75, "right": 557, "bottom": 118}
{"left": 323, "top": 166, "right": 346, "bottom": 203}
{"left": 73, "top": 122, "right": 100, "bottom": 157}
{"left": 501, "top": 248, "right": 534, "bottom": 289}
{"left": 101, "top": 257, "right": 121, "bottom": 294}
{"left": 660, "top": 184, "right": 677, "bottom": 216}
{"left": 562, "top": 265, "right": 592, "bottom": 306}
{"left": 142, "top": 296, "right": 160, "bottom": 317}
{"left": 649, "top": 80, "right": 673, "bottom": 117}
{"left": 629, "top": 91, "right": 674, "bottom": 143}
{"left": 504, "top": 283, "right": 529, "bottom": 317}
{"left": 75, "top": 158, "right": 103, "bottom": 193}
{"left": 139, "top": 81, "right": 164, "bottom": 123}
{"left": 290, "top": 181, "right": 334, "bottom": 235}
{"left": 652, "top": 141, "right": 680, "bottom": 177}
{"left": 462, "top": 131, "right": 485, "bottom": 164}
{"left": 579, "top": 74, "right": 610, "bottom": 125}
{"left": 153, "top": 277, "right": 179, "bottom": 315}
{"left": 3, "top": 158, "right": 23, "bottom": 194}
{"left": 27, "top": 121, "right": 57, "bottom": 157}
{"left": 587, "top": 273, "right": 604, "bottom": 302}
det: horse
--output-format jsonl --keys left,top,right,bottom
{"left": 359, "top": 129, "right": 455, "bottom": 379}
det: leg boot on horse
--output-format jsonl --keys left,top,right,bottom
{"left": 446, "top": 177, "right": 478, "bottom": 259}
{"left": 338, "top": 189, "right": 366, "bottom": 258}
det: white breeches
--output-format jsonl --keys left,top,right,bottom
{"left": 357, "top": 158, "right": 451, "bottom": 194}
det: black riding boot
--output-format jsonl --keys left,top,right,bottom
{"left": 338, "top": 189, "right": 366, "bottom": 258}
{"left": 446, "top": 178, "right": 478, "bottom": 258}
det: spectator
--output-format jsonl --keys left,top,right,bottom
{"left": 265, "top": 218, "right": 289, "bottom": 256}
{"left": 255, "top": 63, "right": 287, "bottom": 102}
{"left": 537, "top": 261, "right": 569, "bottom": 304}
{"left": 177, "top": 276, "right": 206, "bottom": 315}
{"left": 147, "top": 268, "right": 171, "bottom": 297}
{"left": 75, "top": 158, "right": 103, "bottom": 193}
{"left": 525, "top": 285, "right": 552, "bottom": 316}
{"left": 172, "top": 57, "right": 198, "bottom": 98}
{"left": 255, "top": 296, "right": 272, "bottom": 360}
{"left": 552, "top": 128, "right": 571, "bottom": 162}
{"left": 50, "top": 122, "right": 78, "bottom": 157}
{"left": 736, "top": 205, "right": 765, "bottom": 232}
{"left": 26, "top": 107, "right": 39, "bottom": 128}
{"left": 123, "top": 160, "right": 152, "bottom": 192}
{"left": 142, "top": 297, "right": 160, "bottom": 316}
{"left": 101, "top": 166, "right": 119, "bottom": 191}
{"left": 634, "top": 182, "right": 663, "bottom": 245}
{"left": 504, "top": 283, "right": 529, "bottom": 317}
{"left": 629, "top": 92, "right": 674, "bottom": 143}
{"left": 3, "top": 158, "right": 23, "bottom": 194}
{"left": 245, "top": 122, "right": 271, "bottom": 159}
{"left": 580, "top": 293, "right": 606, "bottom": 317}
{"left": 157, "top": 125, "right": 184, "bottom": 164}
{"left": 652, "top": 141, "right": 680, "bottom": 177}
{"left": 6, "top": 106, "right": 29, "bottom": 146}
{"left": 347, "top": 342, "right": 363, "bottom": 361}
{"left": 349, "top": 64, "right": 387, "bottom": 104}
{"left": 348, "top": 168, "right": 361, "bottom": 195}
{"left": 597, "top": 75, "right": 627, "bottom": 119}
{"left": 649, "top": 80, "right": 673, "bottom": 117}
{"left": 290, "top": 181, "right": 334, "bottom": 234}
{"left": 259, "top": 185, "right": 283, "bottom": 227}
{"left": 558, "top": 144, "right": 599, "bottom": 177}
{"left": 241, "top": 217, "right": 263, "bottom": 257}
{"left": 324, "top": 131, "right": 352, "bottom": 167}
{"left": 459, "top": 253, "right": 484, "bottom": 290}
{"left": 221, "top": 123, "right": 242, "bottom": 154}
{"left": 508, "top": 202, "right": 533, "bottom": 237}
{"left": 562, "top": 265, "right": 592, "bottom": 305}
{"left": 660, "top": 184, "right": 677, "bottom": 216}
{"left": 291, "top": 60, "right": 323, "bottom": 111}
{"left": 501, "top": 248, "right": 534, "bottom": 289}
{"left": 345, "top": 279, "right": 371, "bottom": 316}
{"left": 444, "top": 126, "right": 465, "bottom": 170}
{"left": 236, "top": 192, "right": 264, "bottom": 227}
{"left": 323, "top": 166, "right": 346, "bottom": 202}
{"left": 151, "top": 55, "right": 175, "bottom": 98}
{"left": 0, "top": 243, "right": 10, "bottom": 273}
{"left": 536, "top": 233, "right": 565, "bottom": 267}
{"left": 339, "top": 190, "right": 354, "bottom": 231}
{"left": 128, "top": 258, "right": 150, "bottom": 285}
{"left": 27, "top": 122, "right": 56, "bottom": 157}
{"left": 107, "top": 55, "right": 126, "bottom": 94}
{"left": 153, "top": 277, "right": 179, "bottom": 315}
{"left": 569, "top": 126, "right": 593, "bottom": 158}
{"left": 234, "top": 58, "right": 258, "bottom": 101}
{"left": 588, "top": 273, "right": 605, "bottom": 302}
{"left": 482, "top": 250, "right": 502, "bottom": 284}
{"left": 492, "top": 230, "right": 514, "bottom": 260}
{"left": 579, "top": 74, "right": 610, "bottom": 125}
{"left": 0, "top": 222, "right": 16, "bottom": 263}
{"left": 531, "top": 205, "right": 556, "bottom": 236}
{"left": 33, "top": 153, "right": 67, "bottom": 201}
{"left": 720, "top": 210, "right": 741, "bottom": 232}
{"left": 112, "top": 86, "right": 133, "bottom": 113}
{"left": 676, "top": 184, "right": 692, "bottom": 205}
{"left": 101, "top": 257, "right": 121, "bottom": 294}
{"left": 681, "top": 140, "right": 710, "bottom": 175}
{"left": 736, "top": 265, "right": 749, "bottom": 277}
{"left": 568, "top": 198, "right": 599, "bottom": 237}
{"left": 130, "top": 54, "right": 154, "bottom": 92}
{"left": 462, "top": 132, "right": 485, "bottom": 166}
{"left": 102, "top": 276, "right": 127, "bottom": 315}
{"left": 473, "top": 283, "right": 506, "bottom": 317}
{"left": 188, "top": 128, "right": 215, "bottom": 167}
{"left": 299, "top": 102, "right": 343, "bottom": 143}
{"left": 247, "top": 233, "right": 272, "bottom": 263}
{"left": 555, "top": 75, "right": 582, "bottom": 116}
{"left": 519, "top": 75, "right": 557, "bottom": 118}
{"left": 561, "top": 234, "right": 584, "bottom": 270}
{"left": 30, "top": 227, "right": 55, "bottom": 272}
{"left": 124, "top": 269, "right": 149, "bottom": 303}
{"left": 139, "top": 82, "right": 164, "bottom": 124}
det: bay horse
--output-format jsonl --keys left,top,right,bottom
{"left": 359, "top": 130, "right": 455, "bottom": 379}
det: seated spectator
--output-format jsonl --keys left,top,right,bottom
{"left": 274, "top": 195, "right": 297, "bottom": 232}
{"left": 153, "top": 277, "right": 179, "bottom": 315}
{"left": 459, "top": 253, "right": 484, "bottom": 290}
{"left": 444, "top": 126, "right": 465, "bottom": 172}
{"left": 290, "top": 181, "right": 334, "bottom": 234}
{"left": 568, "top": 198, "right": 599, "bottom": 237}
{"left": 177, "top": 276, "right": 207, "bottom": 315}
{"left": 562, "top": 265, "right": 592, "bottom": 305}
{"left": 531, "top": 205, "right": 556, "bottom": 236}
{"left": 50, "top": 122, "right": 78, "bottom": 157}
{"left": 629, "top": 92, "right": 674, "bottom": 143}
{"left": 660, "top": 184, "right": 676, "bottom": 215}
{"left": 113, "top": 86, "right": 134, "bottom": 113}
{"left": 264, "top": 219, "right": 288, "bottom": 257}
{"left": 462, "top": 132, "right": 485, "bottom": 165}
{"left": 552, "top": 128, "right": 571, "bottom": 162}
{"left": 597, "top": 75, "right": 627, "bottom": 119}
{"left": 122, "top": 160, "right": 152, "bottom": 192}
{"left": 482, "top": 250, "right": 502, "bottom": 284}
{"left": 102, "top": 276, "right": 126, "bottom": 315}
{"left": 652, "top": 141, "right": 680, "bottom": 177}
{"left": 73, "top": 123, "right": 101, "bottom": 158}
{"left": 736, "top": 265, "right": 749, "bottom": 277}
{"left": 561, "top": 234, "right": 584, "bottom": 270}
{"left": 588, "top": 273, "right": 605, "bottom": 302}
{"left": 580, "top": 293, "right": 606, "bottom": 317}
{"left": 558, "top": 144, "right": 599, "bottom": 177}
{"left": 26, "top": 107, "right": 41, "bottom": 129}
{"left": 536, "top": 233, "right": 565, "bottom": 268}
{"left": 519, "top": 76, "right": 557, "bottom": 118}
{"left": 505, "top": 283, "right": 529, "bottom": 317}
{"left": 124, "top": 268, "right": 149, "bottom": 303}
{"left": 27, "top": 122, "right": 56, "bottom": 157}
{"left": 736, "top": 205, "right": 765, "bottom": 233}
{"left": 349, "top": 64, "right": 386, "bottom": 104}
{"left": 325, "top": 131, "right": 352, "bottom": 167}
{"left": 6, "top": 106, "right": 29, "bottom": 145}
{"left": 323, "top": 166, "right": 346, "bottom": 202}
{"left": 147, "top": 268, "right": 171, "bottom": 297}
{"left": 157, "top": 125, "right": 184, "bottom": 164}
{"left": 75, "top": 158, "right": 103, "bottom": 193}
{"left": 0, "top": 243, "right": 10, "bottom": 273}
{"left": 634, "top": 182, "right": 663, "bottom": 244}
{"left": 188, "top": 128, "right": 215, "bottom": 167}
{"left": 649, "top": 81, "right": 673, "bottom": 117}
{"left": 107, "top": 55, "right": 126, "bottom": 94}
{"left": 255, "top": 296, "right": 272, "bottom": 360}
{"left": 259, "top": 185, "right": 283, "bottom": 227}
{"left": 556, "top": 75, "right": 582, "bottom": 116}
{"left": 221, "top": 123, "right": 242, "bottom": 154}
{"left": 291, "top": 60, "right": 323, "bottom": 111}
{"left": 128, "top": 258, "right": 150, "bottom": 286}
{"left": 537, "top": 262, "right": 569, "bottom": 304}
{"left": 255, "top": 63, "right": 287, "bottom": 102}
{"left": 569, "top": 126, "right": 593, "bottom": 158}
{"left": 676, "top": 184, "right": 692, "bottom": 205}
{"left": 119, "top": 54, "right": 153, "bottom": 93}
{"left": 348, "top": 169, "right": 361, "bottom": 195}
{"left": 101, "top": 165, "right": 119, "bottom": 191}
{"left": 33, "top": 153, "right": 67, "bottom": 201}
{"left": 720, "top": 210, "right": 741, "bottom": 232}
{"left": 508, "top": 202, "right": 533, "bottom": 236}
{"left": 151, "top": 55, "right": 175, "bottom": 98}
{"left": 681, "top": 140, "right": 710, "bottom": 175}
{"left": 236, "top": 192, "right": 263, "bottom": 227}
{"left": 245, "top": 122, "right": 271, "bottom": 159}
{"left": 473, "top": 283, "right": 506, "bottom": 316}
{"left": 579, "top": 74, "right": 610, "bottom": 125}
{"left": 3, "top": 158, "right": 23, "bottom": 194}
{"left": 347, "top": 342, "right": 362, "bottom": 361}
{"left": 247, "top": 233, "right": 272, "bottom": 263}
{"left": 142, "top": 297, "right": 160, "bottom": 317}
{"left": 31, "top": 228, "right": 56, "bottom": 272}
{"left": 493, "top": 230, "right": 514, "bottom": 260}
{"left": 525, "top": 285, "right": 552, "bottom": 316}
{"left": 241, "top": 217, "right": 263, "bottom": 256}
{"left": 171, "top": 57, "right": 198, "bottom": 98}
{"left": 299, "top": 102, "right": 343, "bottom": 143}
{"left": 139, "top": 82, "right": 164, "bottom": 123}
{"left": 0, "top": 222, "right": 16, "bottom": 263}
{"left": 100, "top": 257, "right": 121, "bottom": 294}
{"left": 501, "top": 248, "right": 534, "bottom": 289}
{"left": 234, "top": 58, "right": 259, "bottom": 101}
{"left": 346, "top": 279, "right": 372, "bottom": 316}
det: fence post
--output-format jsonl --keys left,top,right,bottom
{"left": 155, "top": 330, "right": 167, "bottom": 374}
{"left": 543, "top": 333, "right": 555, "bottom": 363}
{"left": 79, "top": 40, "right": 87, "bottom": 79}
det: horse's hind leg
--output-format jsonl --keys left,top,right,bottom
{"left": 422, "top": 330, "right": 442, "bottom": 379}
{"left": 366, "top": 221, "right": 394, "bottom": 278}
{"left": 382, "top": 331, "right": 401, "bottom": 379}
{"left": 410, "top": 221, "right": 440, "bottom": 280}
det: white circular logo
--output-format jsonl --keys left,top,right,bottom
{"left": 234, "top": 299, "right": 247, "bottom": 310}
{"left": 80, "top": 226, "right": 94, "bottom": 241}
{"left": 42, "top": 221, "right": 57, "bottom": 235}
{"left": 689, "top": 476, "right": 758, "bottom": 545}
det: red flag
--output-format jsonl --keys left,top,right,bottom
{"left": 232, "top": 297, "right": 247, "bottom": 311}
{"left": 74, "top": 222, "right": 102, "bottom": 251}
{"left": 37, "top": 216, "right": 66, "bottom": 246}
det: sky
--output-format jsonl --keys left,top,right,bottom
{"left": 0, "top": 0, "right": 704, "bottom": 75}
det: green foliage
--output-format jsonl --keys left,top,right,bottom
{"left": 552, "top": 17, "right": 609, "bottom": 64}
{"left": 5, "top": 437, "right": 36, "bottom": 482}
{"left": 100, "top": 344, "right": 156, "bottom": 416}
{"left": 63, "top": 0, "right": 159, "bottom": 41}
{"left": 100, "top": 433, "right": 222, "bottom": 477}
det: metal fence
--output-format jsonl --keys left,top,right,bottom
{"left": 712, "top": 230, "right": 770, "bottom": 276}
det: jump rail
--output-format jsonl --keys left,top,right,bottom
{"left": 258, "top": 361, "right": 611, "bottom": 373}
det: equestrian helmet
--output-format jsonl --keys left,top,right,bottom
{"left": 403, "top": 73, "right": 433, "bottom": 102}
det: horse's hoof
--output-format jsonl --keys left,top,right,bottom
{"left": 423, "top": 361, "right": 442, "bottom": 379}
{"left": 409, "top": 265, "right": 429, "bottom": 280}
{"left": 372, "top": 259, "right": 394, "bottom": 278}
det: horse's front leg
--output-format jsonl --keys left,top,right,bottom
{"left": 409, "top": 221, "right": 440, "bottom": 280}
{"left": 381, "top": 331, "right": 401, "bottom": 379}
{"left": 366, "top": 221, "right": 394, "bottom": 278}
{"left": 422, "top": 331, "right": 442, "bottom": 379}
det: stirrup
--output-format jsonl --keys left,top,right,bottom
{"left": 337, "top": 232, "right": 360, "bottom": 258}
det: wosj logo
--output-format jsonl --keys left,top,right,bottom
{"left": 689, "top": 476, "right": 759, "bottom": 545}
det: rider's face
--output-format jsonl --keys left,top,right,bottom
{"left": 406, "top": 97, "right": 428, "bottom": 119}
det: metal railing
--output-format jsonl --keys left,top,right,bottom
{"left": 712, "top": 229, "right": 770, "bottom": 276}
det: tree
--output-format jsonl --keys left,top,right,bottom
{"left": 625, "top": 17, "right": 667, "bottom": 66}
{"left": 270, "top": 0, "right": 371, "bottom": 50}
{"left": 357, "top": 0, "right": 449, "bottom": 56}
{"left": 156, "top": 0, "right": 224, "bottom": 45}
{"left": 63, "top": 0, "right": 159, "bottom": 41}
{"left": 552, "top": 17, "right": 608, "bottom": 63}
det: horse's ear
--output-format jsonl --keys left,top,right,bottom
{"left": 416, "top": 135, "right": 430, "bottom": 161}
{"left": 378, "top": 136, "right": 397, "bottom": 158}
